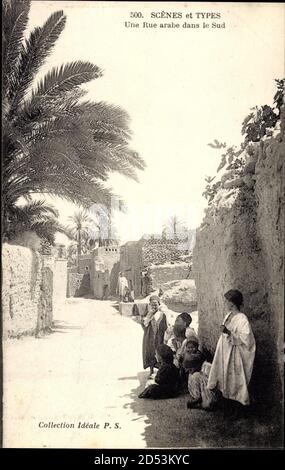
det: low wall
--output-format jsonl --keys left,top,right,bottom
{"left": 2, "top": 244, "right": 52, "bottom": 338}
{"left": 149, "top": 263, "right": 191, "bottom": 290}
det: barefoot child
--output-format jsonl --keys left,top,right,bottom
{"left": 138, "top": 344, "right": 180, "bottom": 399}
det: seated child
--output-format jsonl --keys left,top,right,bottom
{"left": 167, "top": 323, "right": 187, "bottom": 359}
{"left": 187, "top": 361, "right": 221, "bottom": 410}
{"left": 179, "top": 338, "right": 204, "bottom": 385}
{"left": 138, "top": 344, "right": 180, "bottom": 399}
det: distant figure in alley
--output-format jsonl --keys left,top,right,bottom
{"left": 117, "top": 272, "right": 128, "bottom": 302}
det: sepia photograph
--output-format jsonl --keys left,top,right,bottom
{"left": 1, "top": 0, "right": 284, "bottom": 451}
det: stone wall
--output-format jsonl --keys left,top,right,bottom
{"left": 161, "top": 279, "right": 197, "bottom": 313}
{"left": 193, "top": 128, "right": 284, "bottom": 403}
{"left": 120, "top": 239, "right": 192, "bottom": 297}
{"left": 2, "top": 244, "right": 52, "bottom": 338}
{"left": 149, "top": 262, "right": 192, "bottom": 290}
{"left": 67, "top": 272, "right": 91, "bottom": 297}
{"left": 53, "top": 259, "right": 68, "bottom": 312}
{"left": 142, "top": 238, "right": 189, "bottom": 265}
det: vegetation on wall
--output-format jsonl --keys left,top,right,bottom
{"left": 203, "top": 79, "right": 284, "bottom": 204}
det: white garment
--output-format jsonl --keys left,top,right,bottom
{"left": 117, "top": 276, "right": 128, "bottom": 296}
{"left": 207, "top": 311, "right": 256, "bottom": 405}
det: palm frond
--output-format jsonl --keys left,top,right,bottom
{"left": 2, "top": 3, "right": 144, "bottom": 230}
{"left": 2, "top": 0, "right": 30, "bottom": 90}
{"left": 16, "top": 200, "right": 59, "bottom": 218}
{"left": 9, "top": 10, "right": 66, "bottom": 109}
{"left": 30, "top": 61, "right": 102, "bottom": 100}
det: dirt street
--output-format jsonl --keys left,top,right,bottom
{"left": 3, "top": 299, "right": 281, "bottom": 448}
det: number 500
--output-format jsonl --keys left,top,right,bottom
{"left": 130, "top": 12, "right": 143, "bottom": 18}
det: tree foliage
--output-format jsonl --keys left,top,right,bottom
{"left": 2, "top": 0, "right": 145, "bottom": 240}
{"left": 4, "top": 199, "right": 69, "bottom": 244}
{"left": 203, "top": 79, "right": 284, "bottom": 203}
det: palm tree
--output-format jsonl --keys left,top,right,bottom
{"left": 162, "top": 215, "right": 188, "bottom": 240}
{"left": 68, "top": 210, "right": 93, "bottom": 267}
{"left": 2, "top": 0, "right": 145, "bottom": 239}
{"left": 4, "top": 199, "right": 69, "bottom": 245}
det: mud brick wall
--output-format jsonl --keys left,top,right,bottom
{"left": 53, "top": 259, "right": 67, "bottom": 312}
{"left": 91, "top": 269, "right": 110, "bottom": 299}
{"left": 149, "top": 263, "right": 190, "bottom": 290}
{"left": 142, "top": 238, "right": 189, "bottom": 265}
{"left": 193, "top": 128, "right": 284, "bottom": 404}
{"left": 42, "top": 256, "right": 67, "bottom": 313}
{"left": 93, "top": 246, "right": 120, "bottom": 295}
{"left": 120, "top": 241, "right": 143, "bottom": 297}
{"left": 67, "top": 272, "right": 91, "bottom": 297}
{"left": 120, "top": 239, "right": 191, "bottom": 297}
{"left": 78, "top": 254, "right": 93, "bottom": 274}
{"left": 2, "top": 244, "right": 53, "bottom": 338}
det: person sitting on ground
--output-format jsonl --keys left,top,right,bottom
{"left": 187, "top": 361, "right": 221, "bottom": 410}
{"left": 179, "top": 337, "right": 204, "bottom": 386}
{"left": 138, "top": 344, "right": 180, "bottom": 399}
{"left": 164, "top": 312, "right": 196, "bottom": 347}
{"left": 164, "top": 312, "right": 197, "bottom": 366}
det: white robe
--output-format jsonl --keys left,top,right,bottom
{"left": 117, "top": 276, "right": 128, "bottom": 296}
{"left": 207, "top": 311, "right": 256, "bottom": 405}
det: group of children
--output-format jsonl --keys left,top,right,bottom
{"left": 139, "top": 297, "right": 207, "bottom": 406}
{"left": 139, "top": 289, "right": 256, "bottom": 413}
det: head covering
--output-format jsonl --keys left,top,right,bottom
{"left": 224, "top": 289, "right": 243, "bottom": 310}
{"left": 149, "top": 295, "right": 160, "bottom": 304}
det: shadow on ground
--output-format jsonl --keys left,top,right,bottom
{"left": 49, "top": 320, "right": 83, "bottom": 333}
{"left": 119, "top": 372, "right": 283, "bottom": 448}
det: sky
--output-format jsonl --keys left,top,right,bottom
{"left": 26, "top": 1, "right": 284, "bottom": 244}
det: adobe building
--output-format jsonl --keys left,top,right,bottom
{"left": 67, "top": 245, "right": 120, "bottom": 299}
{"left": 120, "top": 237, "right": 192, "bottom": 298}
{"left": 90, "top": 246, "right": 120, "bottom": 299}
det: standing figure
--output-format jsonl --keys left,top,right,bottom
{"left": 141, "top": 295, "right": 168, "bottom": 377}
{"left": 117, "top": 272, "right": 128, "bottom": 302}
{"left": 207, "top": 289, "right": 256, "bottom": 406}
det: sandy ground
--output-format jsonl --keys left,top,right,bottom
{"left": 3, "top": 299, "right": 282, "bottom": 448}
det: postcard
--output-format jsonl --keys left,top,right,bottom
{"left": 2, "top": 1, "right": 284, "bottom": 449}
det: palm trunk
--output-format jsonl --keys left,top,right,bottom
{"left": 77, "top": 231, "right": 81, "bottom": 272}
